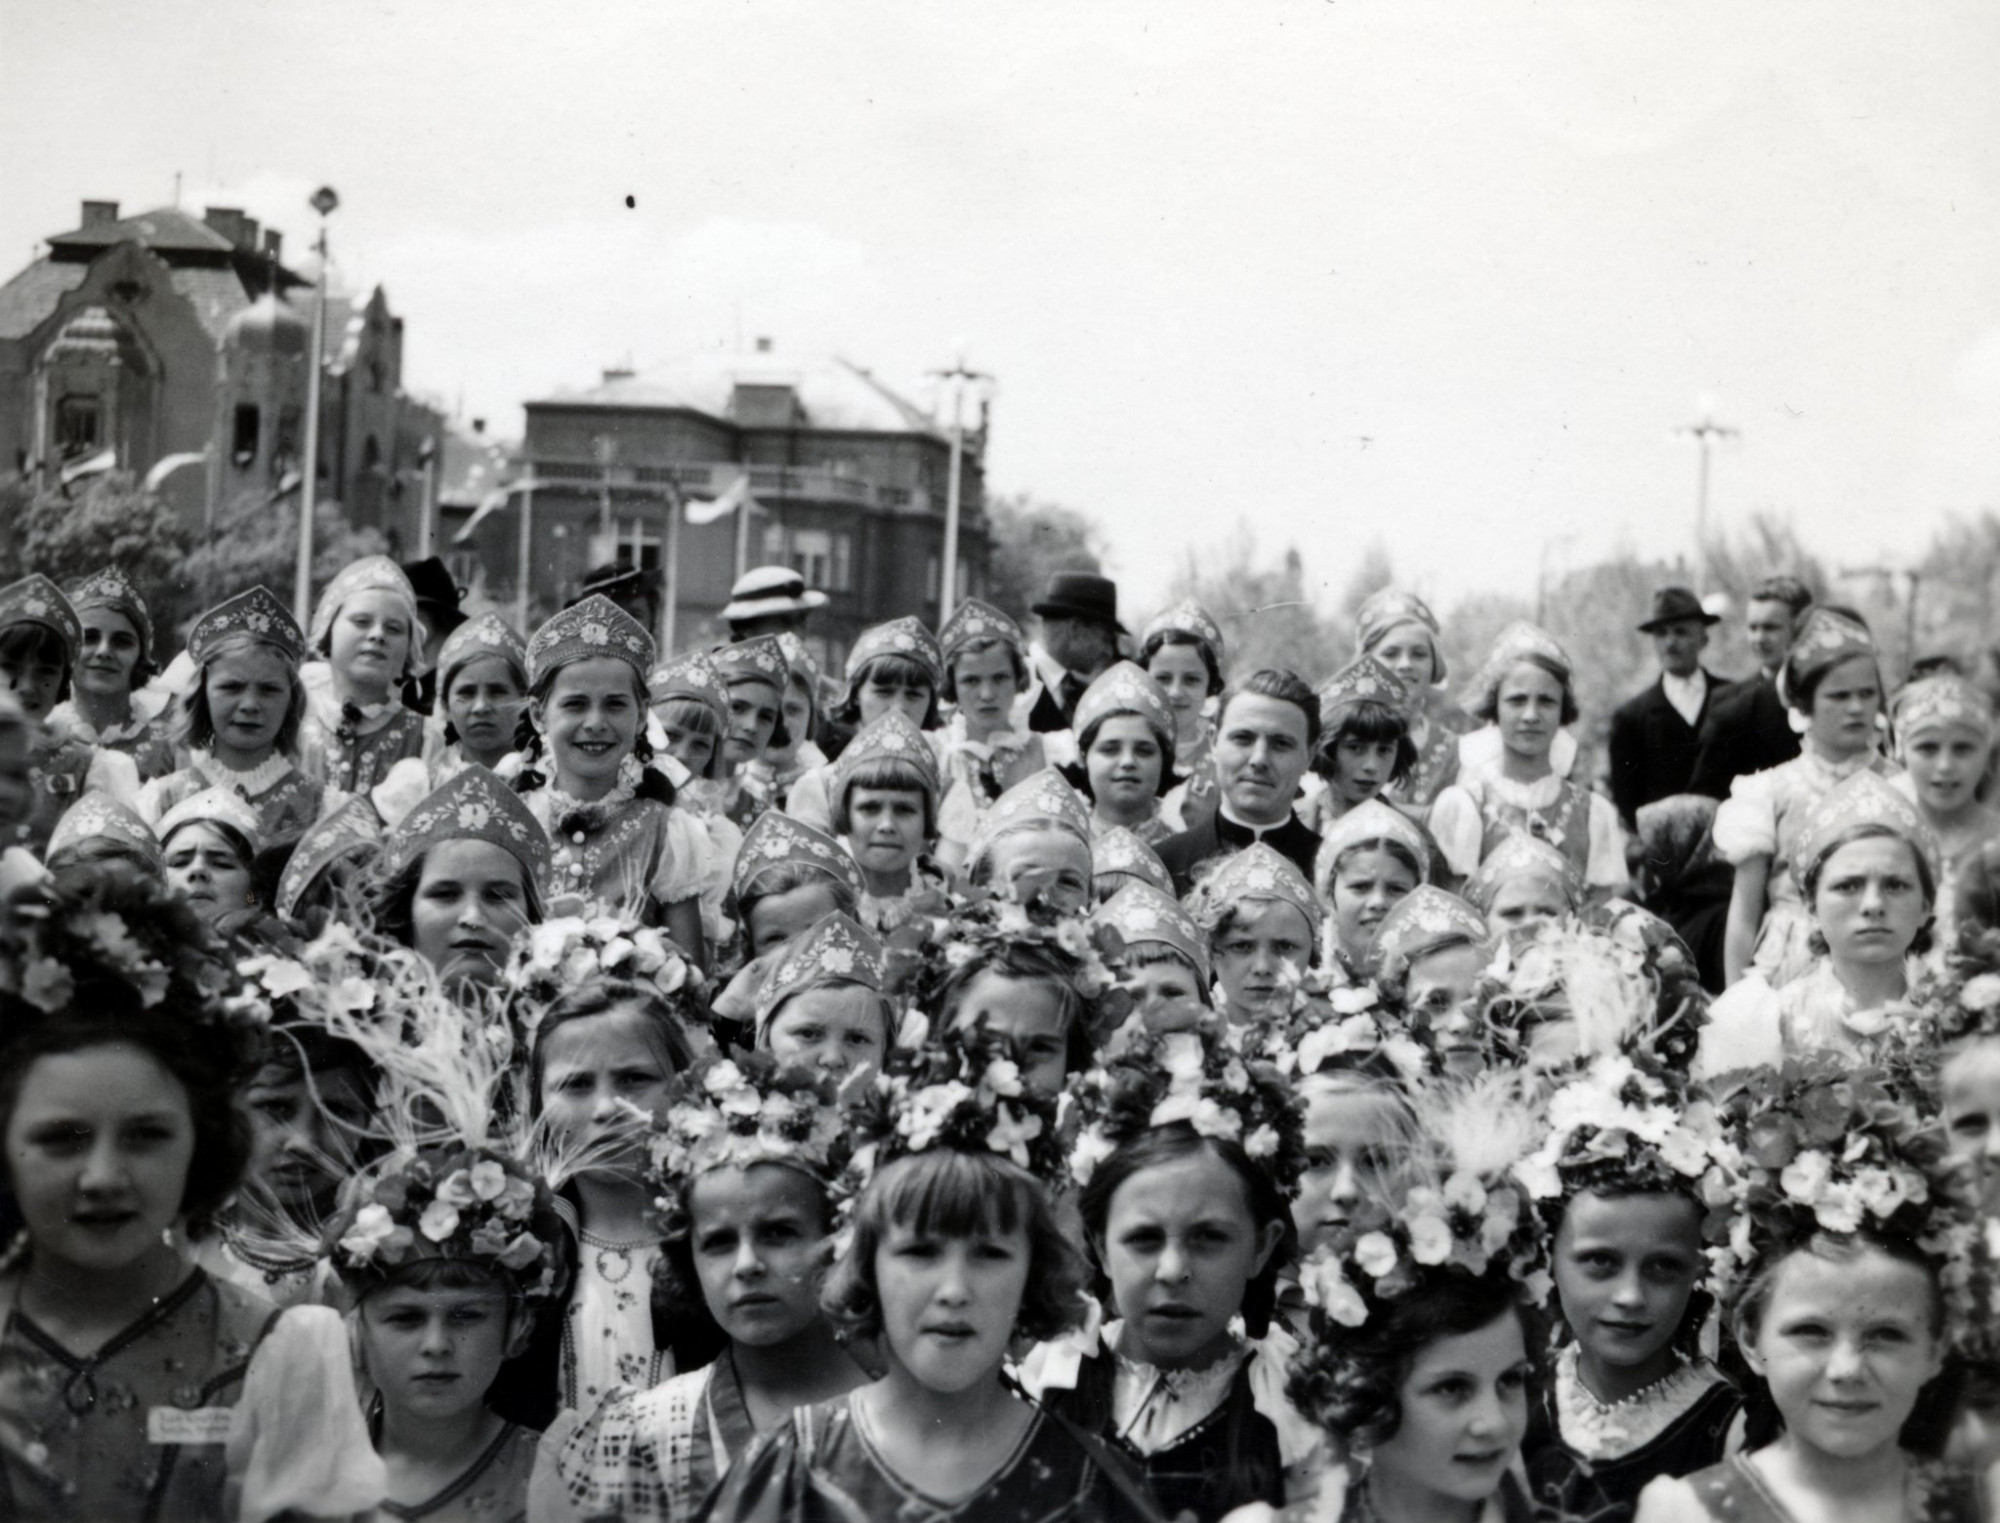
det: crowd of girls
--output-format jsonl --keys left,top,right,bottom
{"left": 4, "top": 557, "right": 2000, "bottom": 1523}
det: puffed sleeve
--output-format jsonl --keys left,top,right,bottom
{"left": 781, "top": 765, "right": 836, "bottom": 834}
{"left": 528, "top": 1388, "right": 671, "bottom": 1523}
{"left": 693, "top": 1419, "right": 810, "bottom": 1523}
{"left": 1631, "top": 1473, "right": 1712, "bottom": 1523}
{"left": 651, "top": 804, "right": 721, "bottom": 909}
{"left": 224, "top": 1304, "right": 386, "bottom": 1523}
{"left": 1585, "top": 792, "right": 1630, "bottom": 891}
{"left": 1712, "top": 770, "right": 1779, "bottom": 865}
{"left": 1695, "top": 974, "right": 1782, "bottom": 1080}
{"left": 1427, "top": 785, "right": 1484, "bottom": 880}
{"left": 82, "top": 746, "right": 140, "bottom": 806}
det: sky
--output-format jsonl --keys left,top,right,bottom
{"left": 8, "top": 0, "right": 2000, "bottom": 616}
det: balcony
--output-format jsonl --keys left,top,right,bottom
{"left": 525, "top": 458, "right": 944, "bottom": 516}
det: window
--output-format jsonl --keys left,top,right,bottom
{"left": 759, "top": 526, "right": 854, "bottom": 593}
{"left": 232, "top": 404, "right": 260, "bottom": 467}
{"left": 273, "top": 408, "right": 301, "bottom": 477}
{"left": 924, "top": 555, "right": 969, "bottom": 603}
{"left": 791, "top": 528, "right": 833, "bottom": 591}
{"left": 615, "top": 514, "right": 663, "bottom": 571}
{"left": 55, "top": 395, "right": 101, "bottom": 458}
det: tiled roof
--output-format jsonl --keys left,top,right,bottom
{"left": 437, "top": 419, "right": 517, "bottom": 506}
{"left": 535, "top": 348, "right": 944, "bottom": 437}
{"left": 46, "top": 206, "right": 235, "bottom": 255}
{"left": 168, "top": 266, "right": 254, "bottom": 340}
{"left": 0, "top": 259, "right": 86, "bottom": 341}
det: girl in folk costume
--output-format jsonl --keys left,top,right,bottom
{"left": 1096, "top": 879, "right": 1214, "bottom": 1020}
{"left": 1891, "top": 674, "right": 2000, "bottom": 954}
{"left": 700, "top": 1024, "right": 1165, "bottom": 1523}
{"left": 1068, "top": 661, "right": 1184, "bottom": 845}
{"left": 299, "top": 555, "right": 430, "bottom": 793}
{"left": 0, "top": 574, "right": 140, "bottom": 853}
{"left": 0, "top": 865, "right": 382, "bottom": 1523}
{"left": 138, "top": 586, "right": 330, "bottom": 849}
{"left": 708, "top": 812, "right": 864, "bottom": 1035}
{"left": 645, "top": 650, "right": 747, "bottom": 951}
{"left": 1023, "top": 1011, "right": 1311, "bottom": 1523}
{"left": 1351, "top": 588, "right": 1476, "bottom": 820}
{"left": 1700, "top": 772, "right": 1942, "bottom": 1079}
{"left": 1634, "top": 1060, "right": 1993, "bottom": 1523}
{"left": 962, "top": 766, "right": 1098, "bottom": 914}
{"left": 1371, "top": 885, "right": 1494, "bottom": 1082}
{"left": 51, "top": 566, "right": 176, "bottom": 780}
{"left": 1431, "top": 624, "right": 1628, "bottom": 903}
{"left": 516, "top": 596, "right": 710, "bottom": 955}
{"left": 430, "top": 611, "right": 531, "bottom": 782}
{"left": 751, "top": 911, "right": 894, "bottom": 1083}
{"left": 785, "top": 617, "right": 946, "bottom": 836}
{"left": 1517, "top": 1057, "right": 1743, "bottom": 1523}
{"left": 532, "top": 1057, "right": 867, "bottom": 1523}
{"left": 1187, "top": 842, "right": 1323, "bottom": 1028}
{"left": 43, "top": 792, "right": 161, "bottom": 878}
{"left": 739, "top": 631, "right": 830, "bottom": 818}
{"left": 1299, "top": 656, "right": 1420, "bottom": 839}
{"left": 1467, "top": 832, "right": 1586, "bottom": 941}
{"left": 711, "top": 636, "right": 792, "bottom": 831}
{"left": 1094, "top": 824, "right": 1176, "bottom": 903}
{"left": 1270, "top": 1071, "right": 1552, "bottom": 1523}
{"left": 828, "top": 710, "right": 952, "bottom": 937}
{"left": 935, "top": 598, "right": 1045, "bottom": 871}
{"left": 490, "top": 918, "right": 715, "bottom": 1428}
{"left": 1313, "top": 800, "right": 1431, "bottom": 985}
{"left": 155, "top": 787, "right": 268, "bottom": 933}
{"left": 1716, "top": 607, "right": 1898, "bottom": 988}
{"left": 0, "top": 689, "right": 33, "bottom": 854}
{"left": 369, "top": 764, "right": 551, "bottom": 991}
{"left": 1143, "top": 599, "right": 1229, "bottom": 832}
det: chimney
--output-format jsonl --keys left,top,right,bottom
{"left": 602, "top": 365, "right": 635, "bottom": 384}
{"left": 80, "top": 200, "right": 119, "bottom": 228}
{"left": 262, "top": 228, "right": 283, "bottom": 261}
{"left": 472, "top": 418, "right": 486, "bottom": 434}
{"left": 239, "top": 216, "right": 260, "bottom": 252}
{"left": 203, "top": 206, "right": 247, "bottom": 247}
{"left": 754, "top": 336, "right": 773, "bottom": 353}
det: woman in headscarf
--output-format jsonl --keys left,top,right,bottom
{"left": 1634, "top": 794, "right": 1734, "bottom": 994}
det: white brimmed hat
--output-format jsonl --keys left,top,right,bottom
{"left": 722, "top": 566, "right": 829, "bottom": 622}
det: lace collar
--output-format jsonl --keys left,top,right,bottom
{"left": 1106, "top": 1318, "right": 1248, "bottom": 1456}
{"left": 47, "top": 700, "right": 153, "bottom": 748}
{"left": 190, "top": 747, "right": 296, "bottom": 798}
{"left": 530, "top": 754, "right": 644, "bottom": 836}
{"left": 1553, "top": 1345, "right": 1725, "bottom": 1459}
{"left": 302, "top": 663, "right": 402, "bottom": 741}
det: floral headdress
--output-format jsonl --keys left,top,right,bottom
{"left": 732, "top": 809, "right": 865, "bottom": 904}
{"left": 155, "top": 786, "right": 265, "bottom": 855}
{"left": 1186, "top": 842, "right": 1322, "bottom": 940}
{"left": 967, "top": 767, "right": 1094, "bottom": 864}
{"left": 274, "top": 797, "right": 382, "bottom": 921}
{"left": 66, "top": 565, "right": 154, "bottom": 665}
{"left": 710, "top": 635, "right": 790, "bottom": 692}
{"left": 1250, "top": 971, "right": 1428, "bottom": 1083}
{"left": 1790, "top": 768, "right": 1940, "bottom": 894}
{"left": 1701, "top": 1055, "right": 1989, "bottom": 1345}
{"left": 834, "top": 1021, "right": 1068, "bottom": 1226}
{"left": 1094, "top": 881, "right": 1210, "bottom": 985}
{"left": 1894, "top": 672, "right": 1994, "bottom": 742}
{"left": 436, "top": 610, "right": 528, "bottom": 692}
{"left": 894, "top": 891, "right": 1124, "bottom": 1026}
{"left": 646, "top": 1050, "right": 848, "bottom": 1193}
{"left": 1072, "top": 661, "right": 1175, "bottom": 742}
{"left": 831, "top": 709, "right": 942, "bottom": 813}
{"left": 310, "top": 555, "right": 427, "bottom": 677}
{"left": 1354, "top": 588, "right": 1445, "bottom": 684}
{"left": 1313, "top": 800, "right": 1431, "bottom": 902}
{"left": 376, "top": 764, "right": 552, "bottom": 887}
{"left": 1466, "top": 832, "right": 1583, "bottom": 915}
{"left": 0, "top": 573, "right": 82, "bottom": 667}
{"left": 1466, "top": 621, "right": 1571, "bottom": 713}
{"left": 844, "top": 616, "right": 943, "bottom": 692}
{"left": 188, "top": 586, "right": 307, "bottom": 668}
{"left": 527, "top": 594, "right": 655, "bottom": 687}
{"left": 1141, "top": 599, "right": 1228, "bottom": 670}
{"left": 1372, "top": 886, "right": 1490, "bottom": 987}
{"left": 1065, "top": 1009, "right": 1307, "bottom": 1198}
{"left": 753, "top": 911, "right": 888, "bottom": 1037}
{"left": 1091, "top": 826, "right": 1172, "bottom": 896}
{"left": 1316, "top": 654, "right": 1411, "bottom": 729}
{"left": 939, "top": 597, "right": 1027, "bottom": 666}
{"left": 503, "top": 914, "right": 704, "bottom": 1043}
{"left": 648, "top": 648, "right": 731, "bottom": 724}
{"left": 1784, "top": 607, "right": 1874, "bottom": 697}
{"left": 775, "top": 630, "right": 819, "bottom": 691}
{"left": 46, "top": 792, "right": 162, "bottom": 874}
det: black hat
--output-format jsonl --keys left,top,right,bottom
{"left": 575, "top": 561, "right": 652, "bottom": 604}
{"left": 401, "top": 556, "right": 467, "bottom": 635}
{"left": 1031, "top": 571, "right": 1125, "bottom": 635}
{"left": 1637, "top": 586, "right": 1721, "bottom": 633}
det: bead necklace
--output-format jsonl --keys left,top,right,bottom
{"left": 578, "top": 1227, "right": 654, "bottom": 1284}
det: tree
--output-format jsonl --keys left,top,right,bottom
{"left": 983, "top": 491, "right": 1104, "bottom": 621}
{"left": 1166, "top": 527, "right": 1345, "bottom": 679}
{"left": 178, "top": 490, "right": 388, "bottom": 641}
{"left": 0, "top": 472, "right": 195, "bottom": 634}
{"left": 1335, "top": 540, "right": 1397, "bottom": 643}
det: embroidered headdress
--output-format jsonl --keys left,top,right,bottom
{"left": 844, "top": 616, "right": 943, "bottom": 691}
{"left": 1316, "top": 654, "right": 1411, "bottom": 729}
{"left": 831, "top": 710, "right": 942, "bottom": 814}
{"left": 376, "top": 765, "right": 552, "bottom": 887}
{"left": 732, "top": 809, "right": 865, "bottom": 904}
{"left": 310, "top": 555, "right": 426, "bottom": 677}
{"left": 1072, "top": 661, "right": 1175, "bottom": 742}
{"left": 1353, "top": 588, "right": 1446, "bottom": 684}
{"left": 436, "top": 611, "right": 528, "bottom": 691}
{"left": 1373, "top": 886, "right": 1490, "bottom": 985}
{"left": 0, "top": 574, "right": 81, "bottom": 665}
{"left": 1313, "top": 800, "right": 1432, "bottom": 896}
{"left": 274, "top": 798, "right": 381, "bottom": 921}
{"left": 66, "top": 565, "right": 154, "bottom": 666}
{"left": 46, "top": 793, "right": 163, "bottom": 873}
{"left": 939, "top": 597, "right": 1027, "bottom": 665}
{"left": 1187, "top": 842, "right": 1322, "bottom": 939}
{"left": 1790, "top": 768, "right": 1941, "bottom": 894}
{"left": 1894, "top": 672, "right": 1994, "bottom": 741}
{"left": 1466, "top": 621, "right": 1571, "bottom": 714}
{"left": 1091, "top": 826, "right": 1174, "bottom": 896}
{"left": 969, "top": 767, "right": 1094, "bottom": 858}
{"left": 527, "top": 594, "right": 655, "bottom": 687}
{"left": 709, "top": 634, "right": 790, "bottom": 690}
{"left": 647, "top": 649, "right": 732, "bottom": 727}
{"left": 156, "top": 786, "right": 265, "bottom": 854}
{"left": 1466, "top": 833, "right": 1584, "bottom": 916}
{"left": 1141, "top": 599, "right": 1228, "bottom": 670}
{"left": 188, "top": 586, "right": 308, "bottom": 668}
{"left": 753, "top": 911, "right": 888, "bottom": 1036}
{"left": 1094, "top": 881, "right": 1211, "bottom": 985}
{"left": 1784, "top": 607, "right": 1874, "bottom": 698}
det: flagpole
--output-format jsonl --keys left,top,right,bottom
{"left": 734, "top": 487, "right": 753, "bottom": 579}
{"left": 295, "top": 186, "right": 339, "bottom": 624}
{"left": 661, "top": 481, "right": 682, "bottom": 658}
{"left": 515, "top": 478, "right": 535, "bottom": 633}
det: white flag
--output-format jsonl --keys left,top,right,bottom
{"left": 59, "top": 448, "right": 116, "bottom": 485}
{"left": 452, "top": 476, "right": 539, "bottom": 544}
{"left": 684, "top": 473, "right": 757, "bottom": 526}
{"left": 142, "top": 449, "right": 209, "bottom": 492}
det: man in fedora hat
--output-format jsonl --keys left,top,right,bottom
{"left": 722, "top": 565, "right": 828, "bottom": 641}
{"left": 1688, "top": 574, "right": 1812, "bottom": 800}
{"left": 1608, "top": 585, "right": 1731, "bottom": 830}
{"left": 573, "top": 559, "right": 660, "bottom": 634}
{"left": 1024, "top": 569, "right": 1124, "bottom": 732}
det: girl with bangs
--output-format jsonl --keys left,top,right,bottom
{"left": 935, "top": 599, "right": 1046, "bottom": 871}
{"left": 643, "top": 651, "right": 745, "bottom": 951}
{"left": 1299, "top": 654, "right": 1420, "bottom": 838}
{"left": 699, "top": 1029, "right": 1162, "bottom": 1523}
{"left": 1142, "top": 600, "right": 1228, "bottom": 832}
{"left": 827, "top": 709, "right": 952, "bottom": 936}
{"left": 430, "top": 611, "right": 531, "bottom": 781}
{"left": 783, "top": 618, "right": 945, "bottom": 837}
{"left": 710, "top": 636, "right": 794, "bottom": 831}
{"left": 738, "top": 631, "right": 830, "bottom": 818}
{"left": 1067, "top": 661, "right": 1183, "bottom": 845}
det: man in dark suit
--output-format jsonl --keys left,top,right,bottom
{"left": 1157, "top": 669, "right": 1323, "bottom": 894}
{"left": 1609, "top": 586, "right": 1729, "bottom": 831}
{"left": 1687, "top": 575, "right": 1814, "bottom": 800}
{"left": 1025, "top": 570, "right": 1123, "bottom": 732}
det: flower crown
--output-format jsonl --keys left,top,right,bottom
{"left": 1516, "top": 1054, "right": 1732, "bottom": 1222}
{"left": 1065, "top": 1009, "right": 1307, "bottom": 1198}
{"left": 834, "top": 1023, "right": 1067, "bottom": 1226}
{"left": 503, "top": 915, "right": 704, "bottom": 1037}
{"left": 1921, "top": 919, "right": 2000, "bottom": 1051}
{"left": 891, "top": 890, "right": 1125, "bottom": 1019}
{"left": 1702, "top": 1055, "right": 1988, "bottom": 1343}
{"left": 646, "top": 1051, "right": 849, "bottom": 1199}
{"left": 324, "top": 1144, "right": 569, "bottom": 1302}
{"left": 1249, "top": 967, "right": 1428, "bottom": 1082}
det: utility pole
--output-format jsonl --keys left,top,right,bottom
{"left": 927, "top": 349, "right": 993, "bottom": 627}
{"left": 293, "top": 186, "right": 339, "bottom": 624}
{"left": 1676, "top": 400, "right": 1737, "bottom": 592}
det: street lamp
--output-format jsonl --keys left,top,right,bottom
{"left": 929, "top": 348, "right": 994, "bottom": 627}
{"left": 293, "top": 185, "right": 339, "bottom": 623}
{"left": 1676, "top": 396, "right": 1737, "bottom": 593}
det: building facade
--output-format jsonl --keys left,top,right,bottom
{"left": 0, "top": 199, "right": 442, "bottom": 550}
{"left": 466, "top": 342, "right": 990, "bottom": 671}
